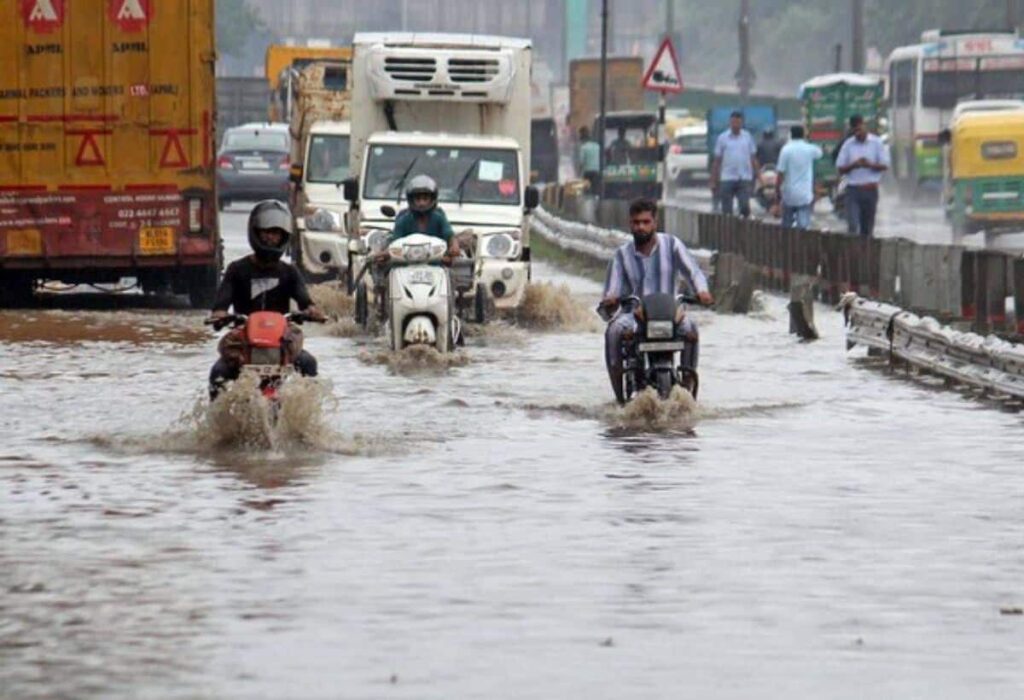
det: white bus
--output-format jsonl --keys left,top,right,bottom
{"left": 887, "top": 30, "right": 1024, "bottom": 195}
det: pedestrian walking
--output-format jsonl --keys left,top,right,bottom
{"left": 775, "top": 125, "right": 823, "bottom": 229}
{"left": 711, "top": 111, "right": 759, "bottom": 217}
{"left": 836, "top": 115, "right": 890, "bottom": 237}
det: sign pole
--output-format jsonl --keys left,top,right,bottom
{"left": 658, "top": 89, "right": 667, "bottom": 202}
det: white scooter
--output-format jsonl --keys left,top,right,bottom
{"left": 385, "top": 233, "right": 459, "bottom": 353}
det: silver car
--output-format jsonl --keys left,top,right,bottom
{"left": 217, "top": 123, "right": 290, "bottom": 210}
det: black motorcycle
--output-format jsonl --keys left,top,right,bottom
{"left": 600, "top": 293, "right": 701, "bottom": 401}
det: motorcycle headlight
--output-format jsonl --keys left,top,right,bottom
{"left": 484, "top": 233, "right": 515, "bottom": 258}
{"left": 647, "top": 320, "right": 674, "bottom": 340}
{"left": 307, "top": 208, "right": 341, "bottom": 232}
{"left": 406, "top": 244, "right": 429, "bottom": 263}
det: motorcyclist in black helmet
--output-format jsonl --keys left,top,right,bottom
{"left": 207, "top": 199, "right": 325, "bottom": 399}
{"left": 384, "top": 175, "right": 460, "bottom": 261}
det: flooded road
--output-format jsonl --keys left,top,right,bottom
{"left": 3, "top": 205, "right": 1024, "bottom": 698}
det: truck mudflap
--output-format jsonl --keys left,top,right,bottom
{"left": 0, "top": 188, "right": 217, "bottom": 269}
{"left": 477, "top": 259, "right": 528, "bottom": 309}
{"left": 298, "top": 229, "right": 349, "bottom": 278}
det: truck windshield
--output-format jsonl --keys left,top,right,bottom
{"left": 307, "top": 134, "right": 351, "bottom": 183}
{"left": 364, "top": 145, "right": 520, "bottom": 205}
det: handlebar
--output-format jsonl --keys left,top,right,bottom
{"left": 595, "top": 293, "right": 707, "bottom": 322}
{"left": 204, "top": 311, "right": 325, "bottom": 331}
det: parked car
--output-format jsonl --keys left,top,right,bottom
{"left": 666, "top": 124, "right": 709, "bottom": 187}
{"left": 217, "top": 122, "right": 291, "bottom": 210}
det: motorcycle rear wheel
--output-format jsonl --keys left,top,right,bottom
{"left": 655, "top": 369, "right": 674, "bottom": 400}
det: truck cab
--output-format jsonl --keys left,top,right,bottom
{"left": 344, "top": 32, "right": 536, "bottom": 317}
{"left": 293, "top": 120, "right": 352, "bottom": 279}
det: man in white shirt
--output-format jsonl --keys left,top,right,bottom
{"left": 711, "top": 111, "right": 759, "bottom": 217}
{"left": 775, "top": 125, "right": 823, "bottom": 229}
{"left": 836, "top": 116, "right": 890, "bottom": 237}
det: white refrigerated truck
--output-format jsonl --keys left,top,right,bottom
{"left": 341, "top": 32, "right": 537, "bottom": 319}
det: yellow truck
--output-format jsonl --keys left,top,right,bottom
{"left": 266, "top": 45, "right": 352, "bottom": 122}
{"left": 0, "top": 0, "right": 219, "bottom": 307}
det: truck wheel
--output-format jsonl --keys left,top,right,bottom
{"left": 0, "top": 274, "right": 35, "bottom": 307}
{"left": 188, "top": 262, "right": 220, "bottom": 309}
{"left": 474, "top": 285, "right": 488, "bottom": 324}
{"left": 354, "top": 283, "right": 368, "bottom": 329}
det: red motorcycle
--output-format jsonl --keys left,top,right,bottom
{"left": 206, "top": 311, "right": 322, "bottom": 406}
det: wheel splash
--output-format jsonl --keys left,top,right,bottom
{"left": 359, "top": 344, "right": 470, "bottom": 375}
{"left": 509, "top": 282, "right": 602, "bottom": 332}
{"left": 612, "top": 386, "right": 698, "bottom": 432}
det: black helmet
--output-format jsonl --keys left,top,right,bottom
{"left": 406, "top": 174, "right": 438, "bottom": 214}
{"left": 247, "top": 199, "right": 292, "bottom": 262}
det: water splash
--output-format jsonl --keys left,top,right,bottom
{"left": 359, "top": 344, "right": 470, "bottom": 375}
{"left": 509, "top": 282, "right": 602, "bottom": 333}
{"left": 611, "top": 387, "right": 698, "bottom": 432}
{"left": 308, "top": 282, "right": 354, "bottom": 319}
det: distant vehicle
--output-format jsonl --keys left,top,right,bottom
{"left": 887, "top": 30, "right": 1024, "bottom": 195}
{"left": 666, "top": 124, "right": 710, "bottom": 187}
{"left": 531, "top": 117, "right": 560, "bottom": 184}
{"left": 217, "top": 123, "right": 291, "bottom": 210}
{"left": 951, "top": 98, "right": 1024, "bottom": 124}
{"left": 568, "top": 57, "right": 645, "bottom": 135}
{"left": 265, "top": 44, "right": 353, "bottom": 122}
{"left": 595, "top": 111, "right": 661, "bottom": 200}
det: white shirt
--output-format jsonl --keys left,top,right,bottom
{"left": 836, "top": 134, "right": 890, "bottom": 186}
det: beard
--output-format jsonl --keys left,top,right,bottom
{"left": 632, "top": 231, "right": 655, "bottom": 247}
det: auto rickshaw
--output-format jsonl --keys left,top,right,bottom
{"left": 940, "top": 110, "right": 1024, "bottom": 239}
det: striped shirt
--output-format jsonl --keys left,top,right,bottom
{"left": 603, "top": 233, "right": 709, "bottom": 301}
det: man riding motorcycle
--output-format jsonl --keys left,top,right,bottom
{"left": 385, "top": 175, "right": 460, "bottom": 259}
{"left": 208, "top": 199, "right": 325, "bottom": 399}
{"left": 599, "top": 198, "right": 714, "bottom": 403}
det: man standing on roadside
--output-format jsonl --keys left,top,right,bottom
{"left": 711, "top": 110, "right": 759, "bottom": 217}
{"left": 576, "top": 126, "right": 602, "bottom": 193}
{"left": 775, "top": 125, "right": 823, "bottom": 229}
{"left": 836, "top": 115, "right": 890, "bottom": 237}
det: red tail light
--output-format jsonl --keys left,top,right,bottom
{"left": 278, "top": 155, "right": 290, "bottom": 171}
{"left": 217, "top": 155, "right": 234, "bottom": 170}
{"left": 670, "top": 144, "right": 683, "bottom": 155}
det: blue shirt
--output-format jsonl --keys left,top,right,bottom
{"left": 714, "top": 128, "right": 756, "bottom": 181}
{"left": 836, "top": 134, "right": 890, "bottom": 186}
{"left": 777, "top": 139, "right": 823, "bottom": 207}
{"left": 577, "top": 140, "right": 601, "bottom": 174}
{"left": 603, "top": 233, "right": 709, "bottom": 300}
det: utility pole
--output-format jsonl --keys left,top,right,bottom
{"left": 735, "top": 0, "right": 755, "bottom": 98}
{"left": 598, "top": 0, "right": 609, "bottom": 200}
{"left": 834, "top": 43, "right": 843, "bottom": 72}
{"left": 851, "top": 0, "right": 865, "bottom": 73}
{"left": 1009, "top": 0, "right": 1021, "bottom": 31}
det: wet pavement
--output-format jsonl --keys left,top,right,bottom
{"left": 2, "top": 204, "right": 1024, "bottom": 698}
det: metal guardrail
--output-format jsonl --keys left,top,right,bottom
{"left": 842, "top": 294, "right": 1024, "bottom": 399}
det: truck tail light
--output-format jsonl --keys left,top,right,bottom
{"left": 217, "top": 155, "right": 234, "bottom": 170}
{"left": 278, "top": 155, "right": 290, "bottom": 171}
{"left": 669, "top": 144, "right": 683, "bottom": 155}
{"left": 188, "top": 197, "right": 203, "bottom": 233}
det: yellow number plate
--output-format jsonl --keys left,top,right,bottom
{"left": 138, "top": 227, "right": 176, "bottom": 255}
{"left": 5, "top": 229, "right": 43, "bottom": 256}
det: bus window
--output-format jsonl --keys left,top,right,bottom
{"left": 893, "top": 60, "right": 914, "bottom": 107}
{"left": 978, "top": 69, "right": 1024, "bottom": 98}
{"left": 922, "top": 59, "right": 977, "bottom": 109}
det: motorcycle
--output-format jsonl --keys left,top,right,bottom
{"left": 206, "top": 310, "right": 324, "bottom": 412}
{"left": 755, "top": 164, "right": 779, "bottom": 212}
{"left": 372, "top": 232, "right": 461, "bottom": 352}
{"left": 598, "top": 293, "right": 702, "bottom": 402}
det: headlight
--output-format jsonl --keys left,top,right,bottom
{"left": 406, "top": 244, "right": 429, "bottom": 262}
{"left": 647, "top": 320, "right": 674, "bottom": 340}
{"left": 365, "top": 229, "right": 388, "bottom": 253}
{"left": 483, "top": 232, "right": 519, "bottom": 258}
{"left": 307, "top": 208, "right": 341, "bottom": 232}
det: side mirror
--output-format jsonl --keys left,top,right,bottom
{"left": 524, "top": 185, "right": 539, "bottom": 211}
{"left": 380, "top": 205, "right": 397, "bottom": 218}
{"left": 342, "top": 177, "right": 358, "bottom": 203}
{"left": 289, "top": 164, "right": 303, "bottom": 184}
{"left": 938, "top": 129, "right": 951, "bottom": 146}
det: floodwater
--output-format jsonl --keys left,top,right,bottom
{"left": 2, "top": 205, "right": 1024, "bottom": 699}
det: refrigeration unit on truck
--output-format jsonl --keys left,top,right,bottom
{"left": 0, "top": 0, "right": 219, "bottom": 307}
{"left": 333, "top": 32, "right": 538, "bottom": 320}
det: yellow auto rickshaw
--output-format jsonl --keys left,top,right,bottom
{"left": 941, "top": 110, "right": 1024, "bottom": 238}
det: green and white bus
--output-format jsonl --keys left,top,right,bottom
{"left": 887, "top": 29, "right": 1024, "bottom": 196}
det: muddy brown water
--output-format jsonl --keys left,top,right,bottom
{"left": 2, "top": 210, "right": 1024, "bottom": 698}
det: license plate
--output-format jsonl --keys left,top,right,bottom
{"left": 638, "top": 341, "right": 687, "bottom": 353}
{"left": 138, "top": 226, "right": 176, "bottom": 255}
{"left": 408, "top": 269, "right": 437, "bottom": 285}
{"left": 5, "top": 228, "right": 42, "bottom": 256}
{"left": 240, "top": 159, "right": 270, "bottom": 170}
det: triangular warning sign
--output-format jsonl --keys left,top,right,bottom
{"left": 29, "top": 0, "right": 57, "bottom": 21}
{"left": 159, "top": 132, "right": 189, "bottom": 168}
{"left": 642, "top": 38, "right": 684, "bottom": 94}
{"left": 74, "top": 133, "right": 105, "bottom": 166}
{"left": 116, "top": 0, "right": 145, "bottom": 20}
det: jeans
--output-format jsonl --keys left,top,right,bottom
{"left": 719, "top": 179, "right": 752, "bottom": 217}
{"left": 782, "top": 203, "right": 813, "bottom": 229}
{"left": 605, "top": 312, "right": 699, "bottom": 402}
{"left": 209, "top": 350, "right": 318, "bottom": 400}
{"left": 846, "top": 185, "right": 879, "bottom": 237}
